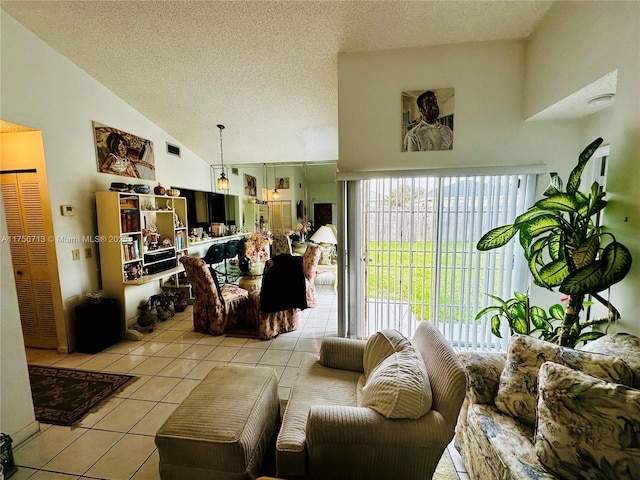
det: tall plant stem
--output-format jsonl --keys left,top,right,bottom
{"left": 560, "top": 294, "right": 584, "bottom": 346}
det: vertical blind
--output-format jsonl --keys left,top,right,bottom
{"left": 360, "top": 173, "right": 536, "bottom": 351}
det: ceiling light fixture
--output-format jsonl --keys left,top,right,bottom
{"left": 587, "top": 93, "right": 615, "bottom": 107}
{"left": 216, "top": 124, "right": 229, "bottom": 191}
{"left": 272, "top": 164, "right": 280, "bottom": 200}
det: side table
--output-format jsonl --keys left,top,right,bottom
{"left": 75, "top": 298, "right": 121, "bottom": 353}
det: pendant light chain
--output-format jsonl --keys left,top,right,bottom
{"left": 216, "top": 124, "right": 229, "bottom": 190}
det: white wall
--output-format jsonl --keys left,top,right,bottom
{"left": 338, "top": 39, "right": 580, "bottom": 174}
{"left": 525, "top": 1, "right": 640, "bottom": 336}
{"left": 0, "top": 194, "right": 39, "bottom": 443}
{"left": 1, "top": 13, "right": 213, "bottom": 336}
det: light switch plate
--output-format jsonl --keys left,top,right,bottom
{"left": 60, "top": 205, "right": 75, "bottom": 216}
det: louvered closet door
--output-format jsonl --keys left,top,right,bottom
{"left": 1, "top": 172, "right": 58, "bottom": 348}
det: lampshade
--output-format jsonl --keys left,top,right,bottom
{"left": 310, "top": 225, "right": 337, "bottom": 245}
{"left": 216, "top": 124, "right": 229, "bottom": 191}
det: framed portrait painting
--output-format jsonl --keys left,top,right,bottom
{"left": 244, "top": 174, "right": 257, "bottom": 196}
{"left": 93, "top": 122, "right": 156, "bottom": 180}
{"left": 401, "top": 88, "right": 455, "bottom": 152}
{"left": 276, "top": 177, "right": 290, "bottom": 190}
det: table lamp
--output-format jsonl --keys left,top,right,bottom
{"left": 310, "top": 225, "right": 337, "bottom": 265}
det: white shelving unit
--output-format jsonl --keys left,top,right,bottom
{"left": 96, "top": 191, "right": 188, "bottom": 338}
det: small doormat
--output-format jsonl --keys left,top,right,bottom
{"left": 28, "top": 365, "right": 136, "bottom": 426}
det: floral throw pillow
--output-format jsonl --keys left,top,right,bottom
{"left": 535, "top": 361, "right": 640, "bottom": 480}
{"left": 494, "top": 334, "right": 633, "bottom": 425}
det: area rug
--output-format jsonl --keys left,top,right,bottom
{"left": 28, "top": 365, "right": 136, "bottom": 426}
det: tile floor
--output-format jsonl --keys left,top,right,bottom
{"left": 15, "top": 282, "right": 469, "bottom": 480}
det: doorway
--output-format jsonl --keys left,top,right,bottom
{"left": 1, "top": 127, "right": 66, "bottom": 351}
{"left": 313, "top": 202, "right": 332, "bottom": 230}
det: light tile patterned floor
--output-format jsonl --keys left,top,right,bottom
{"left": 15, "top": 283, "right": 468, "bottom": 479}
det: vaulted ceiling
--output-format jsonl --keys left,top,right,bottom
{"left": 2, "top": 1, "right": 554, "bottom": 165}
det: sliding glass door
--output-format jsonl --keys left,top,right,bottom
{"left": 348, "top": 173, "right": 536, "bottom": 351}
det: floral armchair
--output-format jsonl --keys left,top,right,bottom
{"left": 271, "top": 234, "right": 292, "bottom": 256}
{"left": 242, "top": 230, "right": 271, "bottom": 272}
{"left": 246, "top": 244, "right": 322, "bottom": 339}
{"left": 179, "top": 256, "right": 249, "bottom": 336}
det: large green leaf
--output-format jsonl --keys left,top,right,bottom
{"left": 538, "top": 260, "right": 570, "bottom": 287}
{"left": 571, "top": 235, "right": 600, "bottom": 269}
{"left": 543, "top": 172, "right": 563, "bottom": 197}
{"left": 560, "top": 263, "right": 603, "bottom": 294}
{"left": 567, "top": 138, "right": 603, "bottom": 193}
{"left": 549, "top": 303, "right": 565, "bottom": 320}
{"left": 535, "top": 193, "right": 581, "bottom": 213}
{"left": 475, "top": 305, "right": 502, "bottom": 320}
{"left": 521, "top": 214, "right": 566, "bottom": 240}
{"left": 528, "top": 250, "right": 551, "bottom": 288}
{"left": 477, "top": 224, "right": 519, "bottom": 251}
{"left": 530, "top": 306, "right": 551, "bottom": 330}
{"left": 491, "top": 315, "right": 502, "bottom": 338}
{"left": 599, "top": 241, "right": 633, "bottom": 288}
{"left": 514, "top": 207, "right": 543, "bottom": 225}
{"left": 548, "top": 233, "right": 563, "bottom": 261}
{"left": 576, "top": 331, "right": 606, "bottom": 344}
{"left": 511, "top": 316, "right": 529, "bottom": 335}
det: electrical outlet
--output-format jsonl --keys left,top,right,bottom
{"left": 72, "top": 249, "right": 80, "bottom": 261}
{"left": 85, "top": 247, "right": 92, "bottom": 259}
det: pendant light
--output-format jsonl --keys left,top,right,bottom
{"left": 216, "top": 124, "right": 229, "bottom": 191}
{"left": 272, "top": 163, "right": 280, "bottom": 199}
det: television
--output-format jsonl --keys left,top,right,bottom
{"left": 177, "top": 188, "right": 238, "bottom": 231}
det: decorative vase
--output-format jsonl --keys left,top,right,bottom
{"left": 154, "top": 183, "right": 166, "bottom": 195}
{"left": 239, "top": 255, "right": 252, "bottom": 273}
{"left": 173, "top": 290, "right": 188, "bottom": 312}
{"left": 137, "top": 303, "right": 157, "bottom": 328}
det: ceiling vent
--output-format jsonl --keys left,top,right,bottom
{"left": 166, "top": 143, "right": 181, "bottom": 157}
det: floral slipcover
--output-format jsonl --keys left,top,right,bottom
{"left": 535, "top": 361, "right": 640, "bottom": 480}
{"left": 271, "top": 234, "right": 292, "bottom": 256}
{"left": 494, "top": 334, "right": 633, "bottom": 425}
{"left": 456, "top": 333, "right": 640, "bottom": 480}
{"left": 246, "top": 244, "right": 321, "bottom": 339}
{"left": 179, "top": 256, "right": 248, "bottom": 336}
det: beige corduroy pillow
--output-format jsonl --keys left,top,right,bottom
{"left": 360, "top": 348, "right": 432, "bottom": 419}
{"left": 363, "top": 329, "right": 413, "bottom": 377}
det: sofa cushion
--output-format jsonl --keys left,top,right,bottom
{"left": 276, "top": 355, "right": 361, "bottom": 477}
{"left": 460, "top": 403, "right": 556, "bottom": 480}
{"left": 360, "top": 348, "right": 432, "bottom": 419}
{"left": 495, "top": 335, "right": 633, "bottom": 425}
{"left": 580, "top": 332, "right": 640, "bottom": 389}
{"left": 535, "top": 361, "right": 640, "bottom": 479}
{"left": 363, "top": 329, "right": 413, "bottom": 377}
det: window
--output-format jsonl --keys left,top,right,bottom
{"left": 349, "top": 173, "right": 537, "bottom": 350}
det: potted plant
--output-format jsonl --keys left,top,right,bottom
{"left": 476, "top": 138, "right": 632, "bottom": 347}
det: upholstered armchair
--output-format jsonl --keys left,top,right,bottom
{"left": 179, "top": 256, "right": 249, "bottom": 336}
{"left": 242, "top": 231, "right": 271, "bottom": 271}
{"left": 276, "top": 322, "right": 467, "bottom": 479}
{"left": 246, "top": 244, "right": 322, "bottom": 340}
{"left": 271, "top": 234, "right": 292, "bottom": 256}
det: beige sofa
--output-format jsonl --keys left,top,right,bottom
{"left": 455, "top": 332, "right": 640, "bottom": 480}
{"left": 276, "top": 322, "right": 467, "bottom": 480}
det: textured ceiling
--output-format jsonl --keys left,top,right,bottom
{"left": 2, "top": 1, "right": 554, "bottom": 166}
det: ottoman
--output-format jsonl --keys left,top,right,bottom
{"left": 155, "top": 365, "right": 280, "bottom": 480}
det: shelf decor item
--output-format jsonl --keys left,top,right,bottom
{"left": 154, "top": 183, "right": 166, "bottom": 195}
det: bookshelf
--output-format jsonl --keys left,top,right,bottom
{"left": 96, "top": 191, "right": 189, "bottom": 336}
